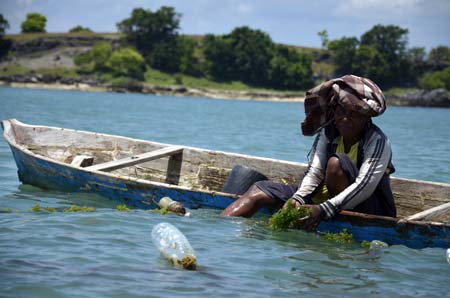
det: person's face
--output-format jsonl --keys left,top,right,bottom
{"left": 334, "top": 104, "right": 369, "bottom": 139}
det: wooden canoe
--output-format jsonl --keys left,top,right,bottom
{"left": 2, "top": 119, "right": 450, "bottom": 249}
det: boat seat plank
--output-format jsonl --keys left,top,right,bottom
{"left": 86, "top": 146, "right": 183, "bottom": 172}
{"left": 71, "top": 155, "right": 94, "bottom": 167}
{"left": 405, "top": 202, "right": 450, "bottom": 221}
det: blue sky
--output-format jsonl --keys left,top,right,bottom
{"left": 1, "top": 0, "right": 449, "bottom": 51}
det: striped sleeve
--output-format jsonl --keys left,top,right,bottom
{"left": 292, "top": 130, "right": 328, "bottom": 204}
{"left": 319, "top": 131, "right": 392, "bottom": 219}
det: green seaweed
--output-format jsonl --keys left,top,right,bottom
{"left": 166, "top": 255, "right": 197, "bottom": 270}
{"left": 149, "top": 208, "right": 175, "bottom": 215}
{"left": 29, "top": 204, "right": 56, "bottom": 213}
{"left": 269, "top": 200, "right": 311, "bottom": 231}
{"left": 116, "top": 204, "right": 130, "bottom": 212}
{"left": 322, "top": 228, "right": 354, "bottom": 244}
{"left": 63, "top": 205, "right": 96, "bottom": 213}
{"left": 178, "top": 256, "right": 197, "bottom": 270}
{"left": 30, "top": 204, "right": 42, "bottom": 212}
{"left": 361, "top": 240, "right": 371, "bottom": 248}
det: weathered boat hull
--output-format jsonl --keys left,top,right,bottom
{"left": 9, "top": 142, "right": 237, "bottom": 210}
{"left": 3, "top": 119, "right": 450, "bottom": 249}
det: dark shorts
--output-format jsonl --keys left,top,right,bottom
{"left": 255, "top": 153, "right": 396, "bottom": 217}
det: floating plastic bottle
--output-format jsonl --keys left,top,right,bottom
{"left": 158, "top": 197, "right": 186, "bottom": 215}
{"left": 369, "top": 240, "right": 389, "bottom": 250}
{"left": 447, "top": 249, "right": 450, "bottom": 265}
{"left": 151, "top": 222, "right": 197, "bottom": 270}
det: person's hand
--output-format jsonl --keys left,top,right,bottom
{"left": 297, "top": 204, "right": 324, "bottom": 232}
{"left": 282, "top": 198, "right": 302, "bottom": 209}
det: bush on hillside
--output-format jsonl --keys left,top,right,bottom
{"left": 419, "top": 67, "right": 450, "bottom": 90}
{"left": 91, "top": 42, "right": 112, "bottom": 71}
{"left": 107, "top": 48, "right": 145, "bottom": 79}
{"left": 69, "top": 26, "right": 93, "bottom": 33}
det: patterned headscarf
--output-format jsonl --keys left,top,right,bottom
{"left": 301, "top": 75, "right": 386, "bottom": 136}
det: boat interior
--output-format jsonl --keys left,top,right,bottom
{"left": 5, "top": 120, "right": 303, "bottom": 193}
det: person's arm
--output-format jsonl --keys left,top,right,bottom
{"left": 291, "top": 130, "right": 329, "bottom": 205}
{"left": 318, "top": 132, "right": 392, "bottom": 219}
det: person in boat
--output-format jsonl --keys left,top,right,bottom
{"left": 221, "top": 75, "right": 396, "bottom": 230}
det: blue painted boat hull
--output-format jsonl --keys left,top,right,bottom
{"left": 10, "top": 144, "right": 236, "bottom": 210}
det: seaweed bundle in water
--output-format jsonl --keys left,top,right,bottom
{"left": 322, "top": 228, "right": 354, "bottom": 243}
{"left": 269, "top": 200, "right": 311, "bottom": 231}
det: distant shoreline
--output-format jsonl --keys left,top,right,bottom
{"left": 2, "top": 79, "right": 450, "bottom": 107}
{"left": 0, "top": 80, "right": 306, "bottom": 103}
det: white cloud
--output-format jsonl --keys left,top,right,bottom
{"left": 16, "top": 0, "right": 35, "bottom": 5}
{"left": 237, "top": 3, "right": 253, "bottom": 14}
{"left": 335, "top": 0, "right": 423, "bottom": 17}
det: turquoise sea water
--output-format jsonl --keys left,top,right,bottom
{"left": 0, "top": 86, "right": 449, "bottom": 298}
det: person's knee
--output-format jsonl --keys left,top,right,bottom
{"left": 221, "top": 184, "right": 273, "bottom": 217}
{"left": 326, "top": 156, "right": 344, "bottom": 179}
{"left": 243, "top": 184, "right": 278, "bottom": 207}
{"left": 244, "top": 185, "right": 266, "bottom": 201}
{"left": 245, "top": 184, "right": 261, "bottom": 195}
{"left": 326, "top": 156, "right": 349, "bottom": 196}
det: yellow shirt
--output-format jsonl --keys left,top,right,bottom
{"left": 312, "top": 136, "right": 359, "bottom": 204}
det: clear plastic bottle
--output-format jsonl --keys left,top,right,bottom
{"left": 151, "top": 222, "right": 197, "bottom": 270}
{"left": 369, "top": 240, "right": 389, "bottom": 250}
{"left": 158, "top": 197, "right": 186, "bottom": 215}
{"left": 447, "top": 248, "right": 450, "bottom": 265}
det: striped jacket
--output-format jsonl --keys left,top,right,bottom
{"left": 292, "top": 123, "right": 395, "bottom": 219}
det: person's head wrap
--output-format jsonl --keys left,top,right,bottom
{"left": 301, "top": 75, "right": 386, "bottom": 136}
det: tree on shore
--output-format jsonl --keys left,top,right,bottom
{"left": 327, "top": 24, "right": 414, "bottom": 87}
{"left": 203, "top": 26, "right": 313, "bottom": 89}
{"left": 21, "top": 13, "right": 47, "bottom": 33}
{"left": 268, "top": 44, "right": 313, "bottom": 89}
{"left": 428, "top": 46, "right": 450, "bottom": 70}
{"left": 203, "top": 34, "right": 235, "bottom": 81}
{"left": 327, "top": 37, "right": 359, "bottom": 76}
{"left": 0, "top": 14, "right": 9, "bottom": 35}
{"left": 115, "top": 6, "right": 313, "bottom": 89}
{"left": 406, "top": 47, "right": 427, "bottom": 83}
{"left": 0, "top": 14, "right": 12, "bottom": 59}
{"left": 177, "top": 36, "right": 201, "bottom": 76}
{"left": 231, "top": 27, "right": 275, "bottom": 85}
{"left": 317, "top": 30, "right": 329, "bottom": 49}
{"left": 117, "top": 7, "right": 183, "bottom": 72}
{"left": 360, "top": 25, "right": 409, "bottom": 85}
